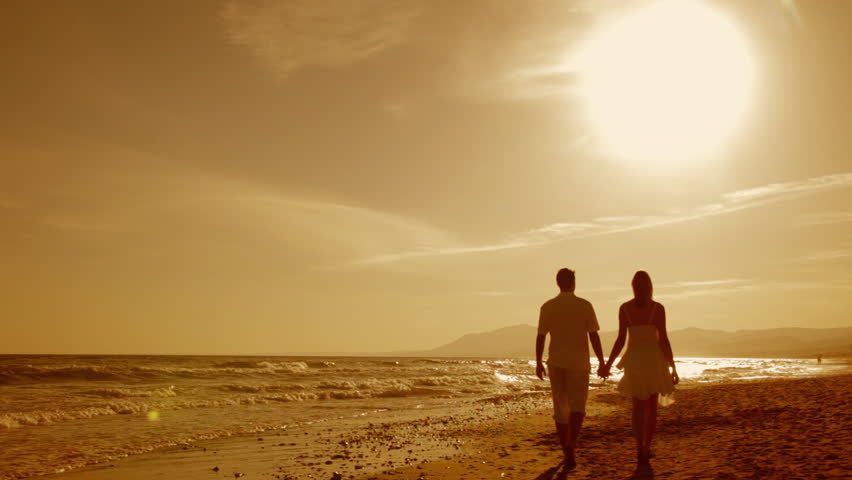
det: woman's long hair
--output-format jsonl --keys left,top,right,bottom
{"left": 632, "top": 270, "right": 653, "bottom": 306}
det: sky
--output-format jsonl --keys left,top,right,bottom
{"left": 2, "top": 0, "right": 851, "bottom": 355}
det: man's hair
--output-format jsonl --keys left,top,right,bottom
{"left": 556, "top": 268, "right": 575, "bottom": 290}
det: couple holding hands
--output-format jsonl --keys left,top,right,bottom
{"left": 535, "top": 268, "right": 679, "bottom": 468}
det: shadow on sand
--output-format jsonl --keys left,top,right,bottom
{"left": 531, "top": 464, "right": 567, "bottom": 480}
{"left": 626, "top": 464, "right": 655, "bottom": 479}
{"left": 532, "top": 463, "right": 655, "bottom": 479}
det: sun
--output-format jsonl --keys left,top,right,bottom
{"left": 571, "top": 0, "right": 757, "bottom": 169}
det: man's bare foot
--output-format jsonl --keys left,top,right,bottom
{"left": 637, "top": 448, "right": 650, "bottom": 465}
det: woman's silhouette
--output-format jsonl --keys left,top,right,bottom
{"left": 601, "top": 271, "right": 678, "bottom": 465}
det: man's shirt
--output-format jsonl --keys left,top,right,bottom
{"left": 538, "top": 291, "right": 600, "bottom": 371}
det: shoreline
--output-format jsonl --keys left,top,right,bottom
{"left": 35, "top": 374, "right": 851, "bottom": 480}
{"left": 360, "top": 374, "right": 852, "bottom": 480}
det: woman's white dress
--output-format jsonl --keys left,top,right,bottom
{"left": 616, "top": 303, "right": 675, "bottom": 401}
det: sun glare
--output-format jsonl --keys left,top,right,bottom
{"left": 572, "top": 0, "right": 757, "bottom": 169}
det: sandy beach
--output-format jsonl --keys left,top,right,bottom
{"left": 357, "top": 374, "right": 852, "bottom": 480}
{"left": 40, "top": 373, "right": 851, "bottom": 480}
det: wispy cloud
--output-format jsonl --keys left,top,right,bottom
{"left": 219, "top": 1, "right": 808, "bottom": 100}
{"left": 770, "top": 281, "right": 852, "bottom": 291}
{"left": 471, "top": 291, "right": 515, "bottom": 297}
{"left": 219, "top": 0, "right": 580, "bottom": 99}
{"left": 779, "top": 0, "right": 804, "bottom": 28}
{"left": 669, "top": 279, "right": 749, "bottom": 288}
{"left": 29, "top": 167, "right": 455, "bottom": 266}
{"left": 356, "top": 172, "right": 852, "bottom": 265}
{"left": 39, "top": 216, "right": 128, "bottom": 233}
{"left": 798, "top": 249, "right": 851, "bottom": 262}
{"left": 583, "top": 278, "right": 755, "bottom": 299}
{"left": 169, "top": 178, "right": 457, "bottom": 266}
{"left": 660, "top": 284, "right": 757, "bottom": 300}
{"left": 587, "top": 277, "right": 852, "bottom": 300}
{"left": 797, "top": 212, "right": 852, "bottom": 226}
{"left": 220, "top": 0, "right": 423, "bottom": 77}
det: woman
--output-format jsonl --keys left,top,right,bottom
{"left": 601, "top": 271, "right": 678, "bottom": 464}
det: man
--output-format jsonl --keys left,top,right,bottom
{"left": 535, "top": 268, "right": 606, "bottom": 468}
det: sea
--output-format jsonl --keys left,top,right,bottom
{"left": 0, "top": 354, "right": 844, "bottom": 479}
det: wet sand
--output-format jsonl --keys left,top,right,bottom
{"left": 41, "top": 374, "right": 851, "bottom": 480}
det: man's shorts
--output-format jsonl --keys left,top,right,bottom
{"left": 548, "top": 364, "right": 590, "bottom": 422}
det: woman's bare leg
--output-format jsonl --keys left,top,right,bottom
{"left": 632, "top": 398, "right": 645, "bottom": 463}
{"left": 644, "top": 394, "right": 658, "bottom": 457}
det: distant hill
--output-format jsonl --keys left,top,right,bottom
{"left": 415, "top": 325, "right": 852, "bottom": 358}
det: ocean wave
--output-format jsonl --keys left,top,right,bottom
{"left": 81, "top": 386, "right": 177, "bottom": 399}
{"left": 0, "top": 365, "right": 128, "bottom": 384}
{"left": 0, "top": 361, "right": 315, "bottom": 385}
{"left": 133, "top": 361, "right": 310, "bottom": 378}
{"left": 0, "top": 402, "right": 152, "bottom": 429}
{"left": 216, "top": 383, "right": 307, "bottom": 393}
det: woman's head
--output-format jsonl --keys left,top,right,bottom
{"left": 632, "top": 270, "right": 653, "bottom": 304}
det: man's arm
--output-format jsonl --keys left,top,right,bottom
{"left": 589, "top": 331, "right": 605, "bottom": 371}
{"left": 586, "top": 303, "right": 606, "bottom": 377}
{"left": 535, "top": 334, "right": 547, "bottom": 380}
{"left": 535, "top": 305, "right": 548, "bottom": 381}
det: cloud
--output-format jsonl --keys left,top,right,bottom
{"left": 39, "top": 216, "right": 128, "bottom": 233}
{"left": 28, "top": 164, "right": 455, "bottom": 266}
{"left": 219, "top": 0, "right": 586, "bottom": 98}
{"left": 220, "top": 0, "right": 423, "bottom": 77}
{"left": 798, "top": 249, "right": 851, "bottom": 262}
{"left": 779, "top": 0, "right": 804, "bottom": 27}
{"left": 583, "top": 278, "right": 755, "bottom": 299}
{"left": 669, "top": 279, "right": 749, "bottom": 287}
{"left": 356, "top": 172, "right": 852, "bottom": 265}
{"left": 471, "top": 291, "right": 514, "bottom": 297}
{"left": 770, "top": 281, "right": 852, "bottom": 291}
{"left": 171, "top": 177, "right": 462, "bottom": 269}
{"left": 219, "top": 0, "right": 808, "bottom": 101}
{"left": 660, "top": 284, "right": 757, "bottom": 300}
{"left": 797, "top": 212, "right": 852, "bottom": 226}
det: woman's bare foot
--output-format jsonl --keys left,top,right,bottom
{"left": 563, "top": 446, "right": 576, "bottom": 470}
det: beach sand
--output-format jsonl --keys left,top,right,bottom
{"left": 43, "top": 374, "right": 851, "bottom": 480}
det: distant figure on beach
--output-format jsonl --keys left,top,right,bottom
{"left": 535, "top": 268, "right": 606, "bottom": 469}
{"left": 600, "top": 270, "right": 678, "bottom": 465}
{"left": 817, "top": 354, "right": 822, "bottom": 364}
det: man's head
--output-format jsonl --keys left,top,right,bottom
{"left": 556, "top": 268, "right": 576, "bottom": 292}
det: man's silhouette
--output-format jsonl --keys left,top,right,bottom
{"left": 535, "top": 268, "right": 606, "bottom": 468}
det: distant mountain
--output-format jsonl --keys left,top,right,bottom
{"left": 416, "top": 324, "right": 852, "bottom": 358}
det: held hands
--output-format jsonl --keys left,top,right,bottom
{"left": 596, "top": 363, "right": 611, "bottom": 380}
{"left": 536, "top": 361, "right": 547, "bottom": 381}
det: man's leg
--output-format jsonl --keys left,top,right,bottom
{"left": 568, "top": 411, "right": 585, "bottom": 448}
{"left": 555, "top": 421, "right": 573, "bottom": 456}
{"left": 548, "top": 366, "right": 575, "bottom": 466}
{"left": 563, "top": 371, "right": 589, "bottom": 468}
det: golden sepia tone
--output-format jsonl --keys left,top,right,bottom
{"left": 1, "top": 1, "right": 850, "bottom": 479}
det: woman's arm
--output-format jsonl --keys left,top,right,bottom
{"left": 656, "top": 303, "right": 679, "bottom": 384}
{"left": 604, "top": 304, "right": 628, "bottom": 373}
